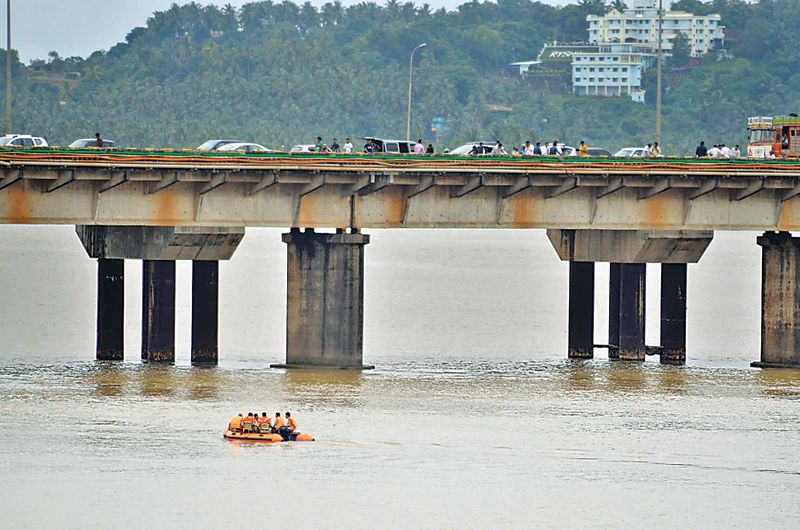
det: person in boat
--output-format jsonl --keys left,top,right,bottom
{"left": 257, "top": 412, "right": 271, "bottom": 433}
{"left": 286, "top": 412, "right": 298, "bottom": 433}
{"left": 272, "top": 412, "right": 285, "bottom": 433}
{"left": 277, "top": 412, "right": 297, "bottom": 441}
{"left": 242, "top": 412, "right": 258, "bottom": 433}
{"left": 229, "top": 413, "right": 243, "bottom": 433}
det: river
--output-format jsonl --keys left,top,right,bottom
{"left": 1, "top": 226, "right": 799, "bottom": 528}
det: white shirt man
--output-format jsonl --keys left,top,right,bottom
{"left": 343, "top": 139, "right": 353, "bottom": 154}
{"left": 708, "top": 145, "right": 722, "bottom": 158}
{"left": 642, "top": 144, "right": 652, "bottom": 158}
{"left": 731, "top": 146, "right": 741, "bottom": 158}
{"left": 414, "top": 141, "right": 425, "bottom": 155}
{"left": 721, "top": 145, "right": 732, "bottom": 158}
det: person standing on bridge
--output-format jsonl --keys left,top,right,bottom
{"left": 579, "top": 140, "right": 589, "bottom": 157}
{"left": 651, "top": 142, "right": 661, "bottom": 157}
{"left": 732, "top": 145, "right": 741, "bottom": 158}
{"left": 314, "top": 137, "right": 324, "bottom": 152}
{"left": 533, "top": 142, "right": 543, "bottom": 156}
{"left": 330, "top": 138, "right": 341, "bottom": 153}
{"left": 344, "top": 138, "right": 354, "bottom": 154}
{"left": 95, "top": 133, "right": 103, "bottom": 147}
{"left": 426, "top": 143, "right": 434, "bottom": 155}
{"left": 414, "top": 139, "right": 425, "bottom": 155}
{"left": 695, "top": 141, "right": 708, "bottom": 157}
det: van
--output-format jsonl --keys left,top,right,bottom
{"left": 360, "top": 137, "right": 415, "bottom": 154}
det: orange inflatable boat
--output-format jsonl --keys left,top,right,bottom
{"left": 223, "top": 429, "right": 315, "bottom": 442}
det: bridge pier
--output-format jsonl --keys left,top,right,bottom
{"left": 568, "top": 262, "right": 594, "bottom": 358}
{"left": 141, "top": 260, "right": 176, "bottom": 363}
{"left": 191, "top": 260, "right": 219, "bottom": 364}
{"left": 608, "top": 263, "right": 621, "bottom": 359}
{"left": 660, "top": 263, "right": 687, "bottom": 365}
{"left": 96, "top": 258, "right": 124, "bottom": 361}
{"left": 617, "top": 263, "right": 647, "bottom": 361}
{"left": 274, "top": 228, "right": 371, "bottom": 369}
{"left": 752, "top": 232, "right": 800, "bottom": 368}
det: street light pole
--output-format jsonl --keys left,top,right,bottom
{"left": 406, "top": 42, "right": 427, "bottom": 141}
{"left": 655, "top": 0, "right": 663, "bottom": 146}
{"left": 5, "top": 0, "right": 11, "bottom": 133}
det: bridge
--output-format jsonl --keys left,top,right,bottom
{"left": 3, "top": 149, "right": 800, "bottom": 370}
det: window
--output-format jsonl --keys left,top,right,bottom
{"left": 622, "top": 67, "right": 628, "bottom": 72}
{"left": 589, "top": 67, "right": 595, "bottom": 72}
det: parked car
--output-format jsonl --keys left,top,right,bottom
{"left": 69, "top": 138, "right": 115, "bottom": 148}
{"left": 290, "top": 144, "right": 317, "bottom": 153}
{"left": 216, "top": 142, "right": 275, "bottom": 153}
{"left": 614, "top": 147, "right": 646, "bottom": 158}
{"left": 447, "top": 141, "right": 496, "bottom": 155}
{"left": 543, "top": 143, "right": 577, "bottom": 156}
{"left": 360, "top": 137, "right": 415, "bottom": 154}
{"left": 196, "top": 139, "right": 244, "bottom": 151}
{"left": 0, "top": 134, "right": 48, "bottom": 147}
{"left": 565, "top": 147, "right": 613, "bottom": 158}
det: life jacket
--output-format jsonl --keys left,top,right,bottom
{"left": 229, "top": 416, "right": 242, "bottom": 430}
{"left": 274, "top": 416, "right": 285, "bottom": 430}
{"left": 287, "top": 418, "right": 297, "bottom": 431}
{"left": 258, "top": 416, "right": 271, "bottom": 427}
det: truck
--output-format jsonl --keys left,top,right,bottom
{"left": 747, "top": 115, "right": 800, "bottom": 158}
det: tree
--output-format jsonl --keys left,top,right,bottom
{"left": 670, "top": 32, "right": 692, "bottom": 67}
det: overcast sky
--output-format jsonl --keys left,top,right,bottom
{"left": 5, "top": 0, "right": 577, "bottom": 62}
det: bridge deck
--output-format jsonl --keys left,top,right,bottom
{"left": 2, "top": 150, "right": 800, "bottom": 230}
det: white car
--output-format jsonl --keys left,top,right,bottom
{"left": 290, "top": 144, "right": 317, "bottom": 153}
{"left": 447, "top": 141, "right": 495, "bottom": 155}
{"left": 196, "top": 139, "right": 243, "bottom": 151}
{"left": 216, "top": 142, "right": 275, "bottom": 153}
{"left": 614, "top": 147, "right": 646, "bottom": 158}
{"left": 69, "top": 138, "right": 115, "bottom": 148}
{"left": 543, "top": 143, "right": 576, "bottom": 156}
{"left": 0, "top": 134, "right": 49, "bottom": 147}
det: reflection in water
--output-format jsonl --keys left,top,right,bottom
{"left": 563, "top": 361, "right": 596, "bottom": 392}
{"left": 755, "top": 367, "right": 800, "bottom": 399}
{"left": 88, "top": 362, "right": 129, "bottom": 398}
{"left": 187, "top": 366, "right": 220, "bottom": 401}
{"left": 138, "top": 365, "right": 177, "bottom": 397}
{"left": 603, "top": 362, "right": 647, "bottom": 393}
{"left": 654, "top": 365, "right": 689, "bottom": 396}
{"left": 279, "top": 368, "right": 365, "bottom": 409}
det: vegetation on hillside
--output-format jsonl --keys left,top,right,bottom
{"left": 2, "top": 0, "right": 799, "bottom": 154}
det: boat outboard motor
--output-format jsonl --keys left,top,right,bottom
{"left": 278, "top": 426, "right": 294, "bottom": 441}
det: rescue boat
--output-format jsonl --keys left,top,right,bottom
{"left": 223, "top": 429, "right": 315, "bottom": 442}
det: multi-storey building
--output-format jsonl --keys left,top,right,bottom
{"left": 572, "top": 43, "right": 657, "bottom": 102}
{"left": 587, "top": 0, "right": 724, "bottom": 57}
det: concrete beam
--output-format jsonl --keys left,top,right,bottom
{"left": 76, "top": 225, "right": 244, "bottom": 260}
{"left": 734, "top": 178, "right": 765, "bottom": 201}
{"left": 689, "top": 178, "right": 718, "bottom": 200}
{"left": 503, "top": 175, "right": 531, "bottom": 199}
{"left": 99, "top": 171, "right": 129, "bottom": 193}
{"left": 638, "top": 178, "right": 672, "bottom": 200}
{"left": 199, "top": 173, "right": 229, "bottom": 195}
{"left": 453, "top": 174, "right": 484, "bottom": 198}
{"left": 408, "top": 175, "right": 436, "bottom": 198}
{"left": 249, "top": 171, "right": 278, "bottom": 195}
{"left": 149, "top": 171, "right": 180, "bottom": 194}
{"left": 0, "top": 168, "right": 22, "bottom": 190}
{"left": 597, "top": 177, "right": 625, "bottom": 198}
{"left": 46, "top": 170, "right": 76, "bottom": 193}
{"left": 545, "top": 176, "right": 578, "bottom": 199}
{"left": 547, "top": 229, "right": 713, "bottom": 264}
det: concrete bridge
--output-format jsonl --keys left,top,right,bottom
{"left": 3, "top": 150, "right": 800, "bottom": 369}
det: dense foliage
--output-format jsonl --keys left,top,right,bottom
{"left": 3, "top": 0, "right": 800, "bottom": 154}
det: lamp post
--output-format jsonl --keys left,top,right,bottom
{"left": 5, "top": 0, "right": 11, "bottom": 133}
{"left": 406, "top": 42, "right": 427, "bottom": 141}
{"left": 655, "top": 0, "right": 663, "bottom": 146}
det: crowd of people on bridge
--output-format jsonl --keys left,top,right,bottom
{"left": 229, "top": 411, "right": 299, "bottom": 439}
{"left": 695, "top": 141, "right": 741, "bottom": 159}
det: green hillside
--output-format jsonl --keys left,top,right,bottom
{"left": 3, "top": 0, "right": 799, "bottom": 154}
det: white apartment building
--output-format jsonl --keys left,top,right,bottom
{"left": 572, "top": 43, "right": 657, "bottom": 102}
{"left": 587, "top": 0, "right": 724, "bottom": 57}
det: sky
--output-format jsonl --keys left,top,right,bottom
{"left": 4, "top": 0, "right": 577, "bottom": 62}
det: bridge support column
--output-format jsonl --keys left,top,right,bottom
{"left": 608, "top": 263, "right": 621, "bottom": 359}
{"left": 753, "top": 232, "right": 800, "bottom": 368}
{"left": 141, "top": 260, "right": 176, "bottom": 363}
{"left": 96, "top": 258, "right": 124, "bottom": 361}
{"left": 191, "top": 260, "right": 218, "bottom": 365}
{"left": 568, "top": 262, "right": 594, "bottom": 358}
{"left": 617, "top": 263, "right": 646, "bottom": 361}
{"left": 660, "top": 263, "right": 687, "bottom": 365}
{"left": 275, "top": 228, "right": 371, "bottom": 369}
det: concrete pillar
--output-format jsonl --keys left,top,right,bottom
{"left": 753, "top": 232, "right": 800, "bottom": 368}
{"left": 276, "top": 228, "right": 371, "bottom": 369}
{"left": 96, "top": 258, "right": 124, "bottom": 360}
{"left": 608, "top": 263, "right": 621, "bottom": 359}
{"left": 191, "top": 260, "right": 218, "bottom": 365}
{"left": 568, "top": 261, "right": 594, "bottom": 358}
{"left": 660, "top": 263, "right": 687, "bottom": 365}
{"left": 141, "top": 260, "right": 176, "bottom": 362}
{"left": 618, "top": 263, "right": 646, "bottom": 361}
